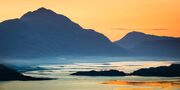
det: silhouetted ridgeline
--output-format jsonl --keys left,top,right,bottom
{"left": 115, "top": 31, "right": 180, "bottom": 57}
{"left": 0, "top": 7, "right": 128, "bottom": 58}
{"left": 131, "top": 64, "right": 180, "bottom": 77}
{"left": 0, "top": 64, "right": 52, "bottom": 81}
{"left": 71, "top": 64, "right": 180, "bottom": 77}
{"left": 0, "top": 7, "right": 179, "bottom": 58}
{"left": 71, "top": 70, "right": 126, "bottom": 76}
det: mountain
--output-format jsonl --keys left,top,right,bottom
{"left": 114, "top": 31, "right": 178, "bottom": 49}
{"left": 114, "top": 31, "right": 180, "bottom": 57}
{"left": 0, "top": 64, "right": 51, "bottom": 81}
{"left": 0, "top": 7, "right": 128, "bottom": 58}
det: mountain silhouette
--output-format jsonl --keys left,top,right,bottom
{"left": 131, "top": 64, "right": 180, "bottom": 77}
{"left": 0, "top": 64, "right": 52, "bottom": 81}
{"left": 115, "top": 31, "right": 180, "bottom": 57}
{"left": 0, "top": 7, "right": 128, "bottom": 58}
{"left": 71, "top": 70, "right": 126, "bottom": 76}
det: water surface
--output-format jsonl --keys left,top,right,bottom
{"left": 0, "top": 57, "right": 180, "bottom": 90}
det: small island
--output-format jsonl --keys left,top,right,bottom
{"left": 71, "top": 70, "right": 127, "bottom": 76}
{"left": 0, "top": 64, "right": 52, "bottom": 81}
{"left": 131, "top": 64, "right": 180, "bottom": 77}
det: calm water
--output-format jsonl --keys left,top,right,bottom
{"left": 0, "top": 57, "right": 180, "bottom": 90}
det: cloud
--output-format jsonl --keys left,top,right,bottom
{"left": 110, "top": 28, "right": 131, "bottom": 30}
{"left": 151, "top": 29, "right": 168, "bottom": 31}
{"left": 110, "top": 27, "right": 168, "bottom": 31}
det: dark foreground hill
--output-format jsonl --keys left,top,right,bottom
{"left": 131, "top": 64, "right": 180, "bottom": 77}
{"left": 0, "top": 7, "right": 128, "bottom": 58}
{"left": 0, "top": 64, "right": 52, "bottom": 81}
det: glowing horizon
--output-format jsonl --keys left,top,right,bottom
{"left": 0, "top": 0, "right": 180, "bottom": 41}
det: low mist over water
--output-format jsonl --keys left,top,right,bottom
{"left": 0, "top": 57, "right": 180, "bottom": 90}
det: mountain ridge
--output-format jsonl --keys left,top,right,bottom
{"left": 115, "top": 31, "right": 180, "bottom": 57}
{"left": 115, "top": 31, "right": 179, "bottom": 49}
{"left": 0, "top": 7, "right": 128, "bottom": 58}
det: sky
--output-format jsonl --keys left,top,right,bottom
{"left": 0, "top": 0, "right": 180, "bottom": 41}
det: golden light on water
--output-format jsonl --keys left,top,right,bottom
{"left": 102, "top": 80, "right": 180, "bottom": 90}
{"left": 115, "top": 88, "right": 155, "bottom": 90}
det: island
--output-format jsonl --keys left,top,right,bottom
{"left": 131, "top": 64, "right": 180, "bottom": 77}
{"left": 70, "top": 70, "right": 127, "bottom": 76}
{"left": 0, "top": 64, "right": 52, "bottom": 81}
{"left": 71, "top": 64, "right": 180, "bottom": 77}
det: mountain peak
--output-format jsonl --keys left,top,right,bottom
{"left": 127, "top": 31, "right": 146, "bottom": 36}
{"left": 35, "top": 7, "right": 55, "bottom": 14}
{"left": 37, "top": 7, "right": 49, "bottom": 11}
{"left": 20, "top": 7, "right": 58, "bottom": 20}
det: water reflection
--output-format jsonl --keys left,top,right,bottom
{"left": 116, "top": 88, "right": 155, "bottom": 90}
{"left": 102, "top": 80, "right": 180, "bottom": 90}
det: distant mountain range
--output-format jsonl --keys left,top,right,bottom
{"left": 0, "top": 7, "right": 128, "bottom": 58}
{"left": 115, "top": 31, "right": 180, "bottom": 57}
{"left": 0, "top": 7, "right": 179, "bottom": 58}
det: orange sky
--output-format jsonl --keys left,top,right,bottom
{"left": 0, "top": 0, "right": 180, "bottom": 41}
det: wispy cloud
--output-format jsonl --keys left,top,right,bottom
{"left": 110, "top": 28, "right": 132, "bottom": 30}
{"left": 110, "top": 28, "right": 168, "bottom": 31}
{"left": 151, "top": 29, "right": 168, "bottom": 31}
